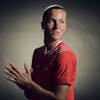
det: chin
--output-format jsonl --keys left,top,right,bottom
{"left": 51, "top": 36, "right": 61, "bottom": 41}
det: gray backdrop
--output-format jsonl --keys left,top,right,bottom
{"left": 0, "top": 0, "right": 100, "bottom": 100}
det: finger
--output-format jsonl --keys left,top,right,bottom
{"left": 4, "top": 67, "right": 23, "bottom": 84}
{"left": 5, "top": 75, "right": 22, "bottom": 85}
{"left": 5, "top": 76, "right": 16, "bottom": 83}
{"left": 24, "top": 64, "right": 31, "bottom": 78}
{"left": 5, "top": 77, "right": 25, "bottom": 90}
{"left": 6, "top": 65, "right": 26, "bottom": 83}
{"left": 9, "top": 64, "right": 23, "bottom": 76}
{"left": 24, "top": 63, "right": 30, "bottom": 75}
{"left": 5, "top": 66, "right": 19, "bottom": 77}
{"left": 3, "top": 69, "right": 17, "bottom": 79}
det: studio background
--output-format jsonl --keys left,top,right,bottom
{"left": 0, "top": 0, "right": 100, "bottom": 100}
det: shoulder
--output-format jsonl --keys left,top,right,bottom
{"left": 57, "top": 42, "right": 75, "bottom": 55}
{"left": 56, "top": 42, "right": 77, "bottom": 64}
{"left": 33, "top": 45, "right": 45, "bottom": 54}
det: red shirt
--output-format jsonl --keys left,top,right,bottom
{"left": 31, "top": 41, "right": 77, "bottom": 100}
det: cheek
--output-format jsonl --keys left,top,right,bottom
{"left": 61, "top": 25, "right": 66, "bottom": 32}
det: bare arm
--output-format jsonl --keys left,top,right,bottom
{"left": 25, "top": 80, "right": 69, "bottom": 100}
{"left": 4, "top": 63, "right": 69, "bottom": 100}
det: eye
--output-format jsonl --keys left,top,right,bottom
{"left": 47, "top": 19, "right": 54, "bottom": 24}
{"left": 47, "top": 19, "right": 52, "bottom": 23}
{"left": 60, "top": 20, "right": 65, "bottom": 23}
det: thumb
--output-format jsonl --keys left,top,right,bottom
{"left": 24, "top": 63, "right": 30, "bottom": 74}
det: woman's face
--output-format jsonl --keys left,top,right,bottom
{"left": 42, "top": 9, "right": 67, "bottom": 41}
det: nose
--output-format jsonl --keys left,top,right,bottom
{"left": 53, "top": 21, "right": 59, "bottom": 29}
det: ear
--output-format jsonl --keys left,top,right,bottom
{"left": 41, "top": 21, "right": 44, "bottom": 29}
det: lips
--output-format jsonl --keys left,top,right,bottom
{"left": 51, "top": 30, "right": 61, "bottom": 35}
{"left": 53, "top": 31, "right": 60, "bottom": 34}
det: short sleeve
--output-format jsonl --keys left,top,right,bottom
{"left": 54, "top": 51, "right": 77, "bottom": 86}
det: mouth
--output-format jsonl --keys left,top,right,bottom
{"left": 51, "top": 30, "right": 61, "bottom": 35}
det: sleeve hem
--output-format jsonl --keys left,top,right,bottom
{"left": 56, "top": 82, "right": 71, "bottom": 86}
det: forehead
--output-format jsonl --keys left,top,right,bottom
{"left": 43, "top": 8, "right": 67, "bottom": 22}
{"left": 49, "top": 9, "right": 66, "bottom": 17}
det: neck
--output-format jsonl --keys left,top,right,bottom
{"left": 44, "top": 39, "right": 62, "bottom": 50}
{"left": 44, "top": 32, "right": 62, "bottom": 50}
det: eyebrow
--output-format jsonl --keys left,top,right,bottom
{"left": 49, "top": 18, "right": 65, "bottom": 20}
